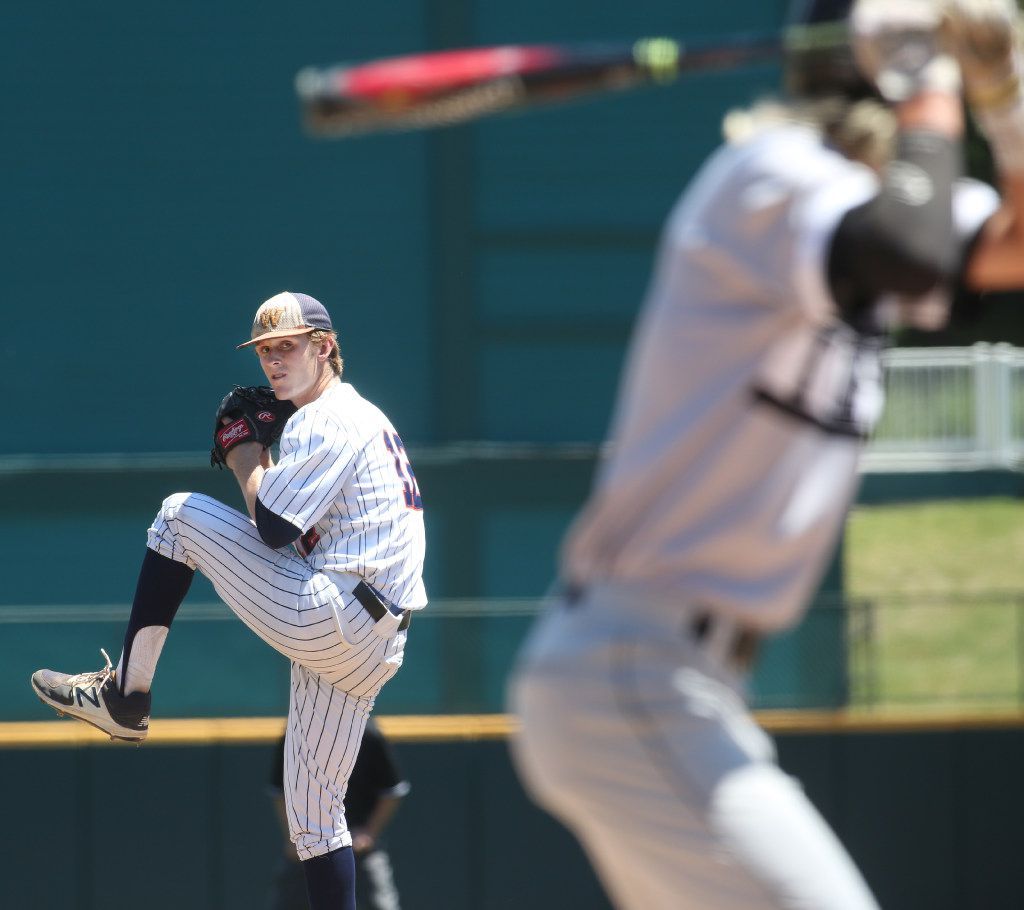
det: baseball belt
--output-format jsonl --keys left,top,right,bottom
{"left": 353, "top": 581, "right": 412, "bottom": 631}
{"left": 690, "top": 612, "right": 760, "bottom": 671}
{"left": 562, "top": 583, "right": 758, "bottom": 671}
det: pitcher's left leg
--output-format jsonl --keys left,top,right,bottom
{"left": 282, "top": 662, "right": 372, "bottom": 860}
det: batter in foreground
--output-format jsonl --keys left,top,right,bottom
{"left": 32, "top": 291, "right": 427, "bottom": 910}
{"left": 510, "top": 0, "right": 1024, "bottom": 907}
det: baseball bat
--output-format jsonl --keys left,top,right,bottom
{"left": 295, "top": 34, "right": 782, "bottom": 137}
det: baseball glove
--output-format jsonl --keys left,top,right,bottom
{"left": 210, "top": 385, "right": 297, "bottom": 468}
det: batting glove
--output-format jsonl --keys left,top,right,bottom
{"left": 944, "top": 0, "right": 1024, "bottom": 170}
{"left": 852, "top": 0, "right": 962, "bottom": 102}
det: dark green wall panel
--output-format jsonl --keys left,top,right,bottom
{"left": 958, "top": 731, "right": 1024, "bottom": 906}
{"left": 4, "top": 750, "right": 87, "bottom": 907}
{"left": 3, "top": 0, "right": 790, "bottom": 453}
{"left": 4, "top": 727, "right": 1024, "bottom": 910}
{"left": 475, "top": 2, "right": 787, "bottom": 39}
{"left": 475, "top": 71, "right": 773, "bottom": 233}
{"left": 479, "top": 342, "right": 627, "bottom": 441}
{"left": 478, "top": 246, "right": 650, "bottom": 324}
{"left": 3, "top": 2, "right": 434, "bottom": 453}
{"left": 841, "top": 734, "right": 960, "bottom": 909}
{"left": 480, "top": 509, "right": 571, "bottom": 597}
{"left": 858, "top": 468, "right": 1024, "bottom": 503}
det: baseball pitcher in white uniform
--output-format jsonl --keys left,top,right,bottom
{"left": 510, "top": 1, "right": 1024, "bottom": 907}
{"left": 32, "top": 291, "right": 426, "bottom": 910}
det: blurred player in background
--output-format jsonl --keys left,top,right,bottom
{"left": 32, "top": 292, "right": 426, "bottom": 910}
{"left": 511, "top": 0, "right": 1024, "bottom": 907}
{"left": 268, "top": 719, "right": 409, "bottom": 910}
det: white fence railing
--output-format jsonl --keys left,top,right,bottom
{"left": 864, "top": 343, "right": 1024, "bottom": 472}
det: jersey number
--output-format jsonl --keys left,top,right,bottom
{"left": 383, "top": 431, "right": 423, "bottom": 511}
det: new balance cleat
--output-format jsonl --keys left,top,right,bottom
{"left": 31, "top": 649, "right": 151, "bottom": 743}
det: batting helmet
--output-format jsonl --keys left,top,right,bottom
{"left": 784, "top": 0, "right": 877, "bottom": 100}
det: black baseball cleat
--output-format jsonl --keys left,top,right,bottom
{"left": 31, "top": 649, "right": 151, "bottom": 743}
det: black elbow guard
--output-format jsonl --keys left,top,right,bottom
{"left": 829, "top": 131, "right": 961, "bottom": 312}
{"left": 255, "top": 499, "right": 302, "bottom": 549}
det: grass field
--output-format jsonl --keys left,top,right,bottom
{"left": 844, "top": 496, "right": 1024, "bottom": 710}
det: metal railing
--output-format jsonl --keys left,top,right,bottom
{"left": 864, "top": 343, "right": 1024, "bottom": 472}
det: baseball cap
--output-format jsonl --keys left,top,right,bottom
{"left": 237, "top": 291, "right": 334, "bottom": 349}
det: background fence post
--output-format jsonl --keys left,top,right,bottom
{"left": 991, "top": 343, "right": 1014, "bottom": 467}
{"left": 974, "top": 342, "right": 997, "bottom": 465}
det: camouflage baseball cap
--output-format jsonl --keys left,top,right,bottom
{"left": 237, "top": 291, "right": 334, "bottom": 349}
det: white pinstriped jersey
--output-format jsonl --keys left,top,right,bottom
{"left": 563, "top": 125, "right": 999, "bottom": 631}
{"left": 257, "top": 382, "right": 427, "bottom": 611}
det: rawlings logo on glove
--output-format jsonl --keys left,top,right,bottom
{"left": 217, "top": 419, "right": 253, "bottom": 448}
{"left": 210, "top": 385, "right": 297, "bottom": 468}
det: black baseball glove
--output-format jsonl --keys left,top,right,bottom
{"left": 210, "top": 385, "right": 297, "bottom": 469}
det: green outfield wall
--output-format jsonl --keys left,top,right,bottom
{"left": 3, "top": 719, "right": 1024, "bottom": 910}
{"left": 2, "top": 0, "right": 784, "bottom": 454}
{"left": 2, "top": 0, "right": 842, "bottom": 713}
{"left": 0, "top": 456, "right": 845, "bottom": 719}
{"left": 6, "top": 0, "right": 1016, "bottom": 723}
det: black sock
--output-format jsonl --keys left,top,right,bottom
{"left": 118, "top": 549, "right": 194, "bottom": 695}
{"left": 302, "top": 846, "right": 356, "bottom": 910}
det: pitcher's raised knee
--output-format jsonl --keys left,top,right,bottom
{"left": 160, "top": 491, "right": 193, "bottom": 519}
{"left": 146, "top": 492, "right": 199, "bottom": 565}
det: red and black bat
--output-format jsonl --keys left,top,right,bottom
{"left": 295, "top": 34, "right": 781, "bottom": 137}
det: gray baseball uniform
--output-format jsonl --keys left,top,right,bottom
{"left": 509, "top": 122, "right": 997, "bottom": 909}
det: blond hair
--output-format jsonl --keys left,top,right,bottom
{"left": 310, "top": 329, "right": 344, "bottom": 377}
{"left": 722, "top": 96, "right": 898, "bottom": 171}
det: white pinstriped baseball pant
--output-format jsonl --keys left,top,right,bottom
{"left": 148, "top": 492, "right": 408, "bottom": 860}
{"left": 509, "top": 585, "right": 879, "bottom": 910}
